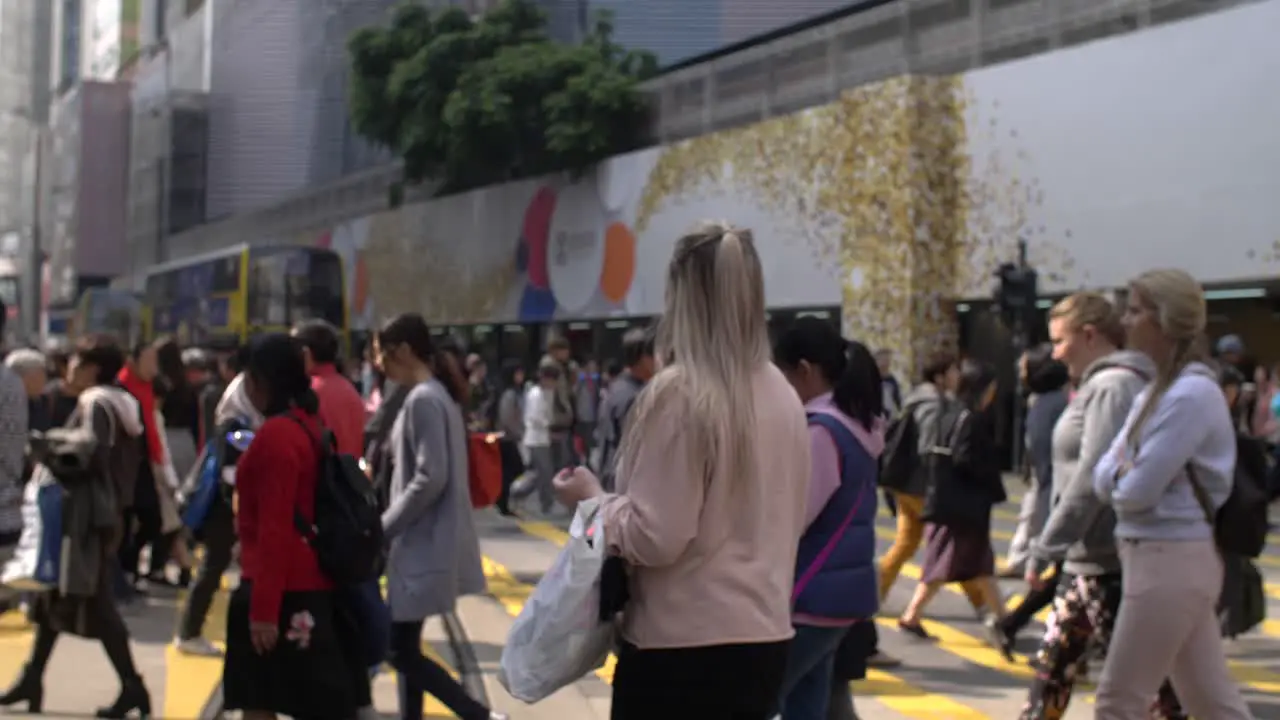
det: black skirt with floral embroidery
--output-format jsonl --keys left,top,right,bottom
{"left": 223, "top": 582, "right": 364, "bottom": 718}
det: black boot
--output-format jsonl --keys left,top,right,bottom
{"left": 95, "top": 675, "right": 151, "bottom": 719}
{"left": 0, "top": 664, "right": 44, "bottom": 714}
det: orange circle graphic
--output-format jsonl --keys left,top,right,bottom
{"left": 599, "top": 222, "right": 636, "bottom": 304}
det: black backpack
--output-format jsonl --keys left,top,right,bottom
{"left": 1187, "top": 435, "right": 1270, "bottom": 558}
{"left": 290, "top": 416, "right": 384, "bottom": 586}
{"left": 878, "top": 404, "right": 919, "bottom": 492}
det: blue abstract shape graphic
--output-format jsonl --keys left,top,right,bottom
{"left": 518, "top": 284, "right": 557, "bottom": 322}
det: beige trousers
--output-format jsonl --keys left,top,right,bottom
{"left": 1095, "top": 537, "right": 1253, "bottom": 719}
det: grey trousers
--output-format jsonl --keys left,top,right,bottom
{"left": 512, "top": 444, "right": 557, "bottom": 513}
{"left": 1005, "top": 476, "right": 1052, "bottom": 573}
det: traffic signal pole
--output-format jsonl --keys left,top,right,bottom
{"left": 997, "top": 238, "right": 1036, "bottom": 473}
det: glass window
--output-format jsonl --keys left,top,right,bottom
{"left": 499, "top": 324, "right": 534, "bottom": 373}
{"left": 308, "top": 251, "right": 345, "bottom": 328}
{"left": 247, "top": 254, "right": 289, "bottom": 327}
{"left": 210, "top": 254, "right": 241, "bottom": 293}
{"left": 248, "top": 249, "right": 343, "bottom": 330}
{"left": 0, "top": 277, "right": 18, "bottom": 308}
{"left": 445, "top": 326, "right": 472, "bottom": 351}
{"left": 596, "top": 318, "right": 653, "bottom": 368}
{"left": 470, "top": 324, "right": 499, "bottom": 368}
{"left": 563, "top": 322, "right": 595, "bottom": 365}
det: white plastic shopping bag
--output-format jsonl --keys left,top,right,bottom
{"left": 1, "top": 471, "right": 56, "bottom": 591}
{"left": 499, "top": 498, "right": 614, "bottom": 703}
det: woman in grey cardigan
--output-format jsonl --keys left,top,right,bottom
{"left": 375, "top": 313, "right": 505, "bottom": 720}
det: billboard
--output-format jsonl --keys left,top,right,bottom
{"left": 303, "top": 0, "right": 1280, "bottom": 373}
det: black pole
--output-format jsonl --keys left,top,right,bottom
{"left": 1009, "top": 237, "right": 1030, "bottom": 474}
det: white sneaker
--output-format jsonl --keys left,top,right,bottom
{"left": 174, "top": 636, "right": 223, "bottom": 657}
{"left": 490, "top": 713, "right": 509, "bottom": 720}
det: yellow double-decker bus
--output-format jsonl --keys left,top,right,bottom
{"left": 141, "top": 244, "right": 347, "bottom": 346}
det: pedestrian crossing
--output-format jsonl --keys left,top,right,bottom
{"left": 160, "top": 576, "right": 467, "bottom": 718}
{"left": 486, "top": 478, "right": 1280, "bottom": 719}
{"left": 4, "top": 476, "right": 1279, "bottom": 718}
{"left": 0, "top": 575, "right": 468, "bottom": 718}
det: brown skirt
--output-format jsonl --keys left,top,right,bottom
{"left": 920, "top": 521, "right": 994, "bottom": 584}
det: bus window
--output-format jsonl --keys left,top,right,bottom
{"left": 307, "top": 250, "right": 345, "bottom": 329}
{"left": 248, "top": 248, "right": 346, "bottom": 332}
{"left": 247, "top": 255, "right": 289, "bottom": 327}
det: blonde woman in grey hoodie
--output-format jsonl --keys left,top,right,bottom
{"left": 1093, "top": 271, "right": 1252, "bottom": 720}
{"left": 1013, "top": 293, "right": 1185, "bottom": 719}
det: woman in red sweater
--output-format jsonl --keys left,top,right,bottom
{"left": 222, "top": 334, "right": 361, "bottom": 719}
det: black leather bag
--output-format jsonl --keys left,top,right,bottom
{"left": 919, "top": 407, "right": 988, "bottom": 529}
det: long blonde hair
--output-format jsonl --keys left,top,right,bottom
{"left": 619, "top": 222, "right": 771, "bottom": 488}
{"left": 1124, "top": 269, "right": 1208, "bottom": 446}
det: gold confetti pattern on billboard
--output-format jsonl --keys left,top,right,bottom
{"left": 635, "top": 76, "right": 968, "bottom": 377}
{"left": 361, "top": 202, "right": 516, "bottom": 324}
{"left": 953, "top": 95, "right": 1082, "bottom": 296}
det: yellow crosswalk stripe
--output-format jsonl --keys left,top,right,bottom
{"left": 879, "top": 525, "right": 1280, "bottom": 695}
{"left": 853, "top": 670, "right": 990, "bottom": 719}
{"left": 510, "top": 520, "right": 992, "bottom": 717}
{"left": 164, "top": 579, "right": 458, "bottom": 718}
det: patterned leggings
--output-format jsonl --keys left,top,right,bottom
{"left": 1019, "top": 573, "right": 1186, "bottom": 720}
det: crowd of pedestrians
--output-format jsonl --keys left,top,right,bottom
{"left": 0, "top": 223, "right": 1268, "bottom": 720}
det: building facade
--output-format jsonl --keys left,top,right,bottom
{"left": 158, "top": 0, "right": 1280, "bottom": 372}
{"left": 0, "top": 1, "right": 49, "bottom": 235}
{"left": 202, "top": 0, "right": 396, "bottom": 221}
{"left": 52, "top": 0, "right": 141, "bottom": 92}
{"left": 86, "top": 0, "right": 141, "bottom": 80}
{"left": 47, "top": 81, "right": 133, "bottom": 308}
{"left": 126, "top": 0, "right": 214, "bottom": 277}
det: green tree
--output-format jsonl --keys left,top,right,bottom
{"left": 348, "top": 0, "right": 658, "bottom": 199}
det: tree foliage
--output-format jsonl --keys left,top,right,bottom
{"left": 348, "top": 0, "right": 658, "bottom": 197}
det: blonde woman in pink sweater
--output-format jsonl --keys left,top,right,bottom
{"left": 556, "top": 222, "right": 812, "bottom": 720}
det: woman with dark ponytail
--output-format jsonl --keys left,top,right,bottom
{"left": 373, "top": 314, "right": 503, "bottom": 720}
{"left": 223, "top": 334, "right": 365, "bottom": 720}
{"left": 773, "top": 318, "right": 885, "bottom": 720}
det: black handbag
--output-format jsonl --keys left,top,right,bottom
{"left": 919, "top": 407, "right": 988, "bottom": 528}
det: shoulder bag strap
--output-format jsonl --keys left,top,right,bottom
{"left": 283, "top": 412, "right": 324, "bottom": 540}
{"left": 1184, "top": 462, "right": 1216, "bottom": 525}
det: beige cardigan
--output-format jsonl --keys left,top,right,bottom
{"left": 600, "top": 363, "right": 812, "bottom": 649}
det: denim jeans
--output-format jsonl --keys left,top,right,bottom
{"left": 779, "top": 625, "right": 851, "bottom": 720}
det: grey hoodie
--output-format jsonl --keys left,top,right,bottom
{"left": 1030, "top": 349, "right": 1155, "bottom": 577}
{"left": 900, "top": 382, "right": 949, "bottom": 496}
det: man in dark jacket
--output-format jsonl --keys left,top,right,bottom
{"left": 595, "top": 327, "right": 655, "bottom": 492}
